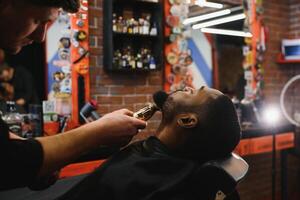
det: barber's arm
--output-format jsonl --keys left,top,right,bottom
{"left": 35, "top": 109, "right": 146, "bottom": 179}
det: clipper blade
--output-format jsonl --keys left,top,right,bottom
{"left": 133, "top": 103, "right": 158, "bottom": 121}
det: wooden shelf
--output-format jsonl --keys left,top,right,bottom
{"left": 113, "top": 0, "right": 160, "bottom": 7}
{"left": 108, "top": 67, "right": 159, "bottom": 73}
{"left": 277, "top": 53, "right": 300, "bottom": 64}
{"left": 113, "top": 32, "right": 159, "bottom": 39}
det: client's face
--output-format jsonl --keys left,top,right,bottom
{"left": 161, "top": 86, "right": 223, "bottom": 123}
{"left": 157, "top": 87, "right": 240, "bottom": 160}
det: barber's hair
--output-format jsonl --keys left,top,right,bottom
{"left": 163, "top": 93, "right": 241, "bottom": 161}
{"left": 24, "top": 0, "right": 80, "bottom": 13}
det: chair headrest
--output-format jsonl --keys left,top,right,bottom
{"left": 205, "top": 153, "right": 249, "bottom": 183}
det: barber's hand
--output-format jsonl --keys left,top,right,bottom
{"left": 16, "top": 98, "right": 25, "bottom": 106}
{"left": 84, "top": 109, "right": 147, "bottom": 146}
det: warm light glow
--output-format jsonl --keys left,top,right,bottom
{"left": 200, "top": 28, "right": 253, "bottom": 37}
{"left": 196, "top": 0, "right": 223, "bottom": 9}
{"left": 262, "top": 106, "right": 281, "bottom": 125}
{"left": 192, "top": 13, "right": 246, "bottom": 29}
{"left": 183, "top": 9, "right": 231, "bottom": 25}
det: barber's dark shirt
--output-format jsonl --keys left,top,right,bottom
{"left": 0, "top": 118, "right": 43, "bottom": 190}
{"left": 58, "top": 137, "right": 230, "bottom": 200}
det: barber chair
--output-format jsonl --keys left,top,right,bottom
{"left": 198, "top": 153, "right": 248, "bottom": 200}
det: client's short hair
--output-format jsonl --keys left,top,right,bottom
{"left": 165, "top": 93, "right": 241, "bottom": 161}
{"left": 191, "top": 94, "right": 241, "bottom": 159}
{"left": 24, "top": 0, "right": 80, "bottom": 13}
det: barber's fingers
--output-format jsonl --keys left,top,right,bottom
{"left": 112, "top": 108, "right": 134, "bottom": 117}
{"left": 131, "top": 117, "right": 147, "bottom": 130}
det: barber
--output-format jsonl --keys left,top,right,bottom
{"left": 0, "top": 0, "right": 146, "bottom": 190}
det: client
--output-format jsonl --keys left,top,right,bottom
{"left": 58, "top": 86, "right": 241, "bottom": 200}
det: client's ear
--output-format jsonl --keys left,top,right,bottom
{"left": 177, "top": 113, "right": 198, "bottom": 128}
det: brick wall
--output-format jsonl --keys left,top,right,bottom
{"left": 88, "top": 0, "right": 163, "bottom": 140}
{"left": 88, "top": 0, "right": 300, "bottom": 199}
{"left": 289, "top": 0, "right": 300, "bottom": 38}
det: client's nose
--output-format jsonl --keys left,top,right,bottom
{"left": 183, "top": 87, "right": 195, "bottom": 94}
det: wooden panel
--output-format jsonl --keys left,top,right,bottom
{"left": 235, "top": 132, "right": 294, "bottom": 156}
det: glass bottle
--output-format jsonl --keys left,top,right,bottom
{"left": 136, "top": 54, "right": 143, "bottom": 69}
{"left": 117, "top": 16, "right": 123, "bottom": 33}
{"left": 143, "top": 15, "right": 151, "bottom": 35}
{"left": 149, "top": 56, "right": 156, "bottom": 69}
{"left": 112, "top": 13, "right": 117, "bottom": 32}
{"left": 122, "top": 18, "right": 128, "bottom": 33}
{"left": 133, "top": 19, "right": 139, "bottom": 34}
{"left": 128, "top": 18, "right": 134, "bottom": 34}
{"left": 2, "top": 101, "right": 23, "bottom": 137}
{"left": 138, "top": 18, "right": 144, "bottom": 35}
{"left": 150, "top": 22, "right": 158, "bottom": 36}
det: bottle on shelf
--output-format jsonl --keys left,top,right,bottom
{"left": 133, "top": 20, "right": 139, "bottom": 34}
{"left": 138, "top": 18, "right": 144, "bottom": 35}
{"left": 136, "top": 53, "right": 143, "bottom": 69}
{"left": 117, "top": 16, "right": 123, "bottom": 33}
{"left": 150, "top": 22, "right": 158, "bottom": 36}
{"left": 113, "top": 49, "right": 120, "bottom": 67}
{"left": 143, "top": 15, "right": 151, "bottom": 35}
{"left": 112, "top": 13, "right": 117, "bottom": 32}
{"left": 140, "top": 48, "right": 147, "bottom": 69}
{"left": 122, "top": 18, "right": 128, "bottom": 33}
{"left": 149, "top": 56, "right": 156, "bottom": 69}
{"left": 117, "top": 50, "right": 123, "bottom": 68}
{"left": 2, "top": 101, "right": 23, "bottom": 137}
{"left": 129, "top": 55, "right": 136, "bottom": 69}
{"left": 121, "top": 54, "right": 127, "bottom": 68}
{"left": 128, "top": 18, "right": 134, "bottom": 34}
{"left": 127, "top": 46, "right": 136, "bottom": 69}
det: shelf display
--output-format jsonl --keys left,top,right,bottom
{"left": 112, "top": 14, "right": 158, "bottom": 36}
{"left": 242, "top": 0, "right": 266, "bottom": 101}
{"left": 104, "top": 0, "right": 163, "bottom": 71}
{"left": 113, "top": 46, "right": 156, "bottom": 70}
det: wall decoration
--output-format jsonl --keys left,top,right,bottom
{"left": 164, "top": 0, "right": 213, "bottom": 92}
{"left": 46, "top": 0, "right": 90, "bottom": 126}
{"left": 242, "top": 0, "right": 266, "bottom": 101}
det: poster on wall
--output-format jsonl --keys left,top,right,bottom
{"left": 164, "top": 0, "right": 213, "bottom": 92}
{"left": 46, "top": 0, "right": 90, "bottom": 126}
{"left": 46, "top": 11, "right": 72, "bottom": 116}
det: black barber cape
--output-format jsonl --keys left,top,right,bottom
{"left": 58, "top": 137, "right": 233, "bottom": 200}
{"left": 0, "top": 118, "right": 43, "bottom": 190}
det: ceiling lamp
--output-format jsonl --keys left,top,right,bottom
{"left": 196, "top": 0, "right": 223, "bottom": 9}
{"left": 201, "top": 27, "right": 253, "bottom": 37}
{"left": 183, "top": 9, "right": 231, "bottom": 25}
{"left": 183, "top": 6, "right": 243, "bottom": 25}
{"left": 192, "top": 13, "right": 246, "bottom": 29}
